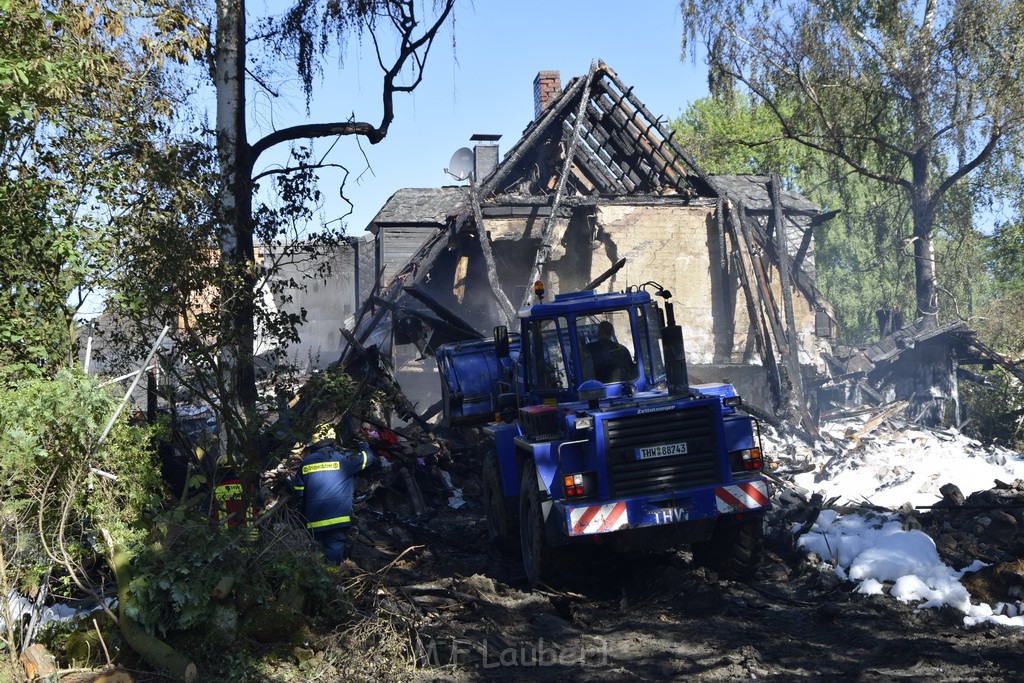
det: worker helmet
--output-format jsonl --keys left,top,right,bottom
{"left": 309, "top": 422, "right": 336, "bottom": 447}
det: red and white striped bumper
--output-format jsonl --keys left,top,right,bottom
{"left": 715, "top": 481, "right": 770, "bottom": 513}
{"left": 568, "top": 501, "right": 629, "bottom": 536}
{"left": 563, "top": 479, "right": 770, "bottom": 537}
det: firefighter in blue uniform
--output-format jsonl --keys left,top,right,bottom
{"left": 585, "top": 320, "right": 635, "bottom": 383}
{"left": 292, "top": 423, "right": 376, "bottom": 564}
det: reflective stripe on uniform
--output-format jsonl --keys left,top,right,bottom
{"left": 292, "top": 485, "right": 304, "bottom": 491}
{"left": 307, "top": 515, "right": 351, "bottom": 529}
{"left": 360, "top": 450, "right": 368, "bottom": 470}
{"left": 302, "top": 461, "right": 341, "bottom": 475}
{"left": 214, "top": 483, "right": 243, "bottom": 500}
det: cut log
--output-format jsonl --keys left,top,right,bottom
{"left": 61, "top": 668, "right": 136, "bottom": 683}
{"left": 102, "top": 530, "right": 198, "bottom": 683}
{"left": 212, "top": 576, "right": 235, "bottom": 601}
{"left": 94, "top": 669, "right": 134, "bottom": 683}
{"left": 20, "top": 643, "right": 57, "bottom": 679}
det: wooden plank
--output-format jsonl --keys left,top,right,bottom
{"left": 724, "top": 203, "right": 785, "bottom": 410}
{"left": 857, "top": 379, "right": 885, "bottom": 404}
{"left": 523, "top": 61, "right": 600, "bottom": 306}
{"left": 369, "top": 295, "right": 479, "bottom": 343}
{"left": 584, "top": 257, "right": 627, "bottom": 291}
{"left": 481, "top": 205, "right": 551, "bottom": 218}
{"left": 852, "top": 400, "right": 910, "bottom": 439}
{"left": 751, "top": 251, "right": 789, "bottom": 355}
{"left": 468, "top": 174, "right": 517, "bottom": 326}
{"left": 401, "top": 286, "right": 483, "bottom": 340}
{"left": 771, "top": 174, "right": 817, "bottom": 437}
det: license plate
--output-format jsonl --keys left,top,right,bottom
{"left": 635, "top": 441, "right": 688, "bottom": 460}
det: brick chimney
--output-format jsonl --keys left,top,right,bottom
{"left": 533, "top": 70, "right": 561, "bottom": 119}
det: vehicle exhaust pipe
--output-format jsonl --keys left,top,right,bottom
{"left": 661, "top": 297, "right": 690, "bottom": 397}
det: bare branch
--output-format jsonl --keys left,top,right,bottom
{"left": 247, "top": 0, "right": 454, "bottom": 167}
{"left": 252, "top": 160, "right": 349, "bottom": 183}
{"left": 246, "top": 67, "right": 280, "bottom": 98}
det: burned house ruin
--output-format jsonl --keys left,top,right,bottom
{"left": 342, "top": 62, "right": 838, "bottom": 428}
{"left": 282, "top": 60, "right": 1022, "bottom": 437}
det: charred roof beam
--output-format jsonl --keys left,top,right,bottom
{"left": 585, "top": 93, "right": 673, "bottom": 193}
{"left": 577, "top": 103, "right": 648, "bottom": 189}
{"left": 575, "top": 125, "right": 632, "bottom": 193}
{"left": 568, "top": 111, "right": 642, "bottom": 192}
{"left": 590, "top": 84, "right": 688, "bottom": 193}
{"left": 572, "top": 128, "right": 621, "bottom": 193}
{"left": 402, "top": 285, "right": 484, "bottom": 340}
{"left": 600, "top": 67, "right": 712, "bottom": 190}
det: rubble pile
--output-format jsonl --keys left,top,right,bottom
{"left": 759, "top": 407, "right": 1024, "bottom": 611}
{"left": 915, "top": 481, "right": 1024, "bottom": 568}
{"left": 761, "top": 405, "right": 1024, "bottom": 510}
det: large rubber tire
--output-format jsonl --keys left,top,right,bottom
{"left": 691, "top": 514, "right": 764, "bottom": 581}
{"left": 482, "top": 449, "right": 517, "bottom": 550}
{"left": 519, "top": 464, "right": 562, "bottom": 589}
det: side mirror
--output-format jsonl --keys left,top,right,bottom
{"left": 494, "top": 325, "right": 510, "bottom": 358}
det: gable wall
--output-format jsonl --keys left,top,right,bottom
{"left": 590, "top": 204, "right": 723, "bottom": 363}
{"left": 481, "top": 203, "right": 822, "bottom": 367}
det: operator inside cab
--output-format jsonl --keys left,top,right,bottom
{"left": 584, "top": 320, "right": 636, "bottom": 384}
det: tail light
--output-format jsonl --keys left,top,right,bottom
{"left": 729, "top": 447, "right": 763, "bottom": 472}
{"left": 563, "top": 471, "right": 596, "bottom": 498}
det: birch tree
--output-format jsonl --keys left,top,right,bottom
{"left": 680, "top": 0, "right": 1024, "bottom": 326}
{"left": 212, "top": 0, "right": 455, "bottom": 456}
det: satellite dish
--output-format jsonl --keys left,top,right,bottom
{"left": 446, "top": 147, "right": 475, "bottom": 181}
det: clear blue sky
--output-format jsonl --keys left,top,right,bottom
{"left": 248, "top": 0, "right": 710, "bottom": 235}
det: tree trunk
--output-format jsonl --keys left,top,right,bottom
{"left": 909, "top": 12, "right": 940, "bottom": 329}
{"left": 911, "top": 197, "right": 939, "bottom": 327}
{"left": 103, "top": 530, "right": 197, "bottom": 682}
{"left": 215, "top": 0, "right": 258, "bottom": 454}
{"left": 910, "top": 150, "right": 939, "bottom": 328}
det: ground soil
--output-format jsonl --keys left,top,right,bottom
{"left": 352, "top": 483, "right": 1024, "bottom": 682}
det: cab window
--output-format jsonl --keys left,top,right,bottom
{"left": 577, "top": 309, "right": 638, "bottom": 384}
{"left": 527, "top": 317, "right": 569, "bottom": 392}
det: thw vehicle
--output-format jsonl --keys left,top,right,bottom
{"left": 436, "top": 283, "right": 769, "bottom": 586}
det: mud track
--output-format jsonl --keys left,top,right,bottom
{"left": 364, "top": 498, "right": 1024, "bottom": 682}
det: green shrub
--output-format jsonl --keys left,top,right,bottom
{"left": 0, "top": 369, "right": 161, "bottom": 659}
{"left": 125, "top": 512, "right": 337, "bottom": 639}
{"left": 961, "top": 368, "right": 1024, "bottom": 449}
{"left": 125, "top": 515, "right": 243, "bottom": 636}
{"left": 0, "top": 369, "right": 160, "bottom": 545}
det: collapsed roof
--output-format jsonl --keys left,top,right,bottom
{"left": 348, "top": 61, "right": 841, "bottom": 432}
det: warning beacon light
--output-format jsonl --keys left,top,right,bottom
{"left": 533, "top": 280, "right": 546, "bottom": 302}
